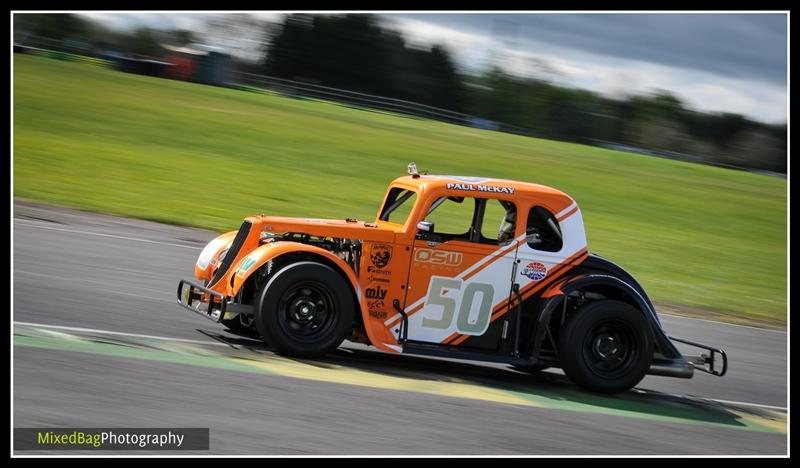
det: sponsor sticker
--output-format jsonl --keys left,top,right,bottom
{"left": 367, "top": 266, "right": 391, "bottom": 276}
{"left": 414, "top": 248, "right": 463, "bottom": 267}
{"left": 368, "top": 308, "right": 387, "bottom": 319}
{"left": 367, "top": 299, "right": 387, "bottom": 319}
{"left": 365, "top": 286, "right": 388, "bottom": 300}
{"left": 446, "top": 183, "right": 515, "bottom": 195}
{"left": 236, "top": 257, "right": 257, "bottom": 276}
{"left": 370, "top": 244, "right": 393, "bottom": 269}
{"left": 368, "top": 275, "right": 391, "bottom": 284}
{"left": 520, "top": 261, "right": 547, "bottom": 281}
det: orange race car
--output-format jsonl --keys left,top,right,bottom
{"left": 177, "top": 163, "right": 726, "bottom": 393}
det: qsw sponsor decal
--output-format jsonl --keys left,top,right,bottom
{"left": 414, "top": 249, "right": 463, "bottom": 267}
{"left": 446, "top": 183, "right": 515, "bottom": 195}
{"left": 520, "top": 261, "right": 547, "bottom": 281}
{"left": 365, "top": 285, "right": 388, "bottom": 300}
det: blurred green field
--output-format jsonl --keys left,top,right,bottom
{"left": 13, "top": 54, "right": 787, "bottom": 326}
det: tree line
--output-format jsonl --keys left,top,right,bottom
{"left": 263, "top": 14, "right": 786, "bottom": 174}
{"left": 14, "top": 13, "right": 787, "bottom": 173}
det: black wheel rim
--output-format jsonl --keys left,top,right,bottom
{"left": 276, "top": 281, "right": 337, "bottom": 343}
{"left": 582, "top": 319, "right": 637, "bottom": 379}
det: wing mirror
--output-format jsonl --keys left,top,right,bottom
{"left": 417, "top": 221, "right": 443, "bottom": 243}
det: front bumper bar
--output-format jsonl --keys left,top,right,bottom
{"left": 670, "top": 335, "right": 728, "bottom": 377}
{"left": 177, "top": 279, "right": 227, "bottom": 323}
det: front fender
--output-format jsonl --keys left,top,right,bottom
{"left": 226, "top": 242, "right": 397, "bottom": 354}
{"left": 228, "top": 241, "right": 360, "bottom": 297}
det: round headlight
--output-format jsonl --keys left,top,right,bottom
{"left": 197, "top": 238, "right": 227, "bottom": 270}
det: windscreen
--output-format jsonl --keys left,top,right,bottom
{"left": 379, "top": 188, "right": 418, "bottom": 225}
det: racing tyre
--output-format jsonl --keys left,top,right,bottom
{"left": 255, "top": 261, "right": 354, "bottom": 358}
{"left": 558, "top": 300, "right": 653, "bottom": 394}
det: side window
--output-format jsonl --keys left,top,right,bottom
{"left": 425, "top": 196, "right": 475, "bottom": 241}
{"left": 526, "top": 206, "right": 563, "bottom": 252}
{"left": 480, "top": 199, "right": 517, "bottom": 245}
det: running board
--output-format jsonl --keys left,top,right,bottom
{"left": 402, "top": 341, "right": 537, "bottom": 366}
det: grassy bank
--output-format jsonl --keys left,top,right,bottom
{"left": 13, "top": 54, "right": 787, "bottom": 325}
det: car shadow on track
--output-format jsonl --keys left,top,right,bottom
{"left": 195, "top": 328, "right": 784, "bottom": 435}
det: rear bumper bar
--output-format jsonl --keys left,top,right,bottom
{"left": 176, "top": 279, "right": 228, "bottom": 323}
{"left": 669, "top": 336, "right": 728, "bottom": 377}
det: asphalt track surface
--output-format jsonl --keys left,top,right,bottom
{"left": 12, "top": 201, "right": 788, "bottom": 455}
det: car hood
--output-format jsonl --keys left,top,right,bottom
{"left": 253, "top": 215, "right": 397, "bottom": 243}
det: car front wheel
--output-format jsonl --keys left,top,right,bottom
{"left": 255, "top": 261, "right": 354, "bottom": 358}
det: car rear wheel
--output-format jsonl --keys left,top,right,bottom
{"left": 255, "top": 261, "right": 354, "bottom": 358}
{"left": 558, "top": 300, "right": 653, "bottom": 394}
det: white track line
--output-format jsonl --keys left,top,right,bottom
{"left": 16, "top": 270, "right": 171, "bottom": 301}
{"left": 704, "top": 398, "right": 787, "bottom": 411}
{"left": 14, "top": 220, "right": 201, "bottom": 250}
{"left": 12, "top": 320, "right": 788, "bottom": 412}
{"left": 13, "top": 321, "right": 230, "bottom": 348}
{"left": 633, "top": 389, "right": 787, "bottom": 412}
{"left": 659, "top": 313, "right": 787, "bottom": 334}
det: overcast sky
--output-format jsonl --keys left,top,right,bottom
{"left": 76, "top": 12, "right": 788, "bottom": 124}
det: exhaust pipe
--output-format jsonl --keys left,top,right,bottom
{"left": 648, "top": 359, "right": 694, "bottom": 378}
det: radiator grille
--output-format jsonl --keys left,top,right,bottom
{"left": 210, "top": 220, "right": 252, "bottom": 286}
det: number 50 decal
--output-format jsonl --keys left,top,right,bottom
{"left": 422, "top": 276, "right": 495, "bottom": 335}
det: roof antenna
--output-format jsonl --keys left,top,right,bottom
{"left": 407, "top": 162, "right": 420, "bottom": 178}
